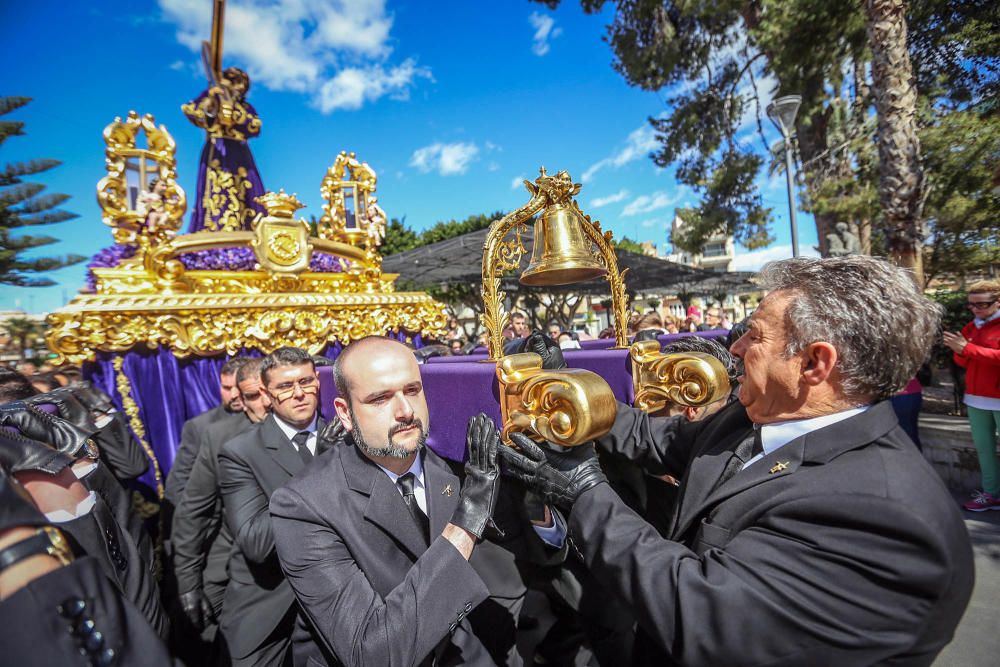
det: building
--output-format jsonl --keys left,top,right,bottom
{"left": 665, "top": 214, "right": 735, "bottom": 273}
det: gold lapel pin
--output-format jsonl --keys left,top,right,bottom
{"left": 769, "top": 461, "right": 789, "bottom": 474}
{"left": 442, "top": 484, "right": 453, "bottom": 497}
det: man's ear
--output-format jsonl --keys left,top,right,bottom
{"left": 333, "top": 396, "right": 353, "bottom": 431}
{"left": 801, "top": 342, "right": 838, "bottom": 386}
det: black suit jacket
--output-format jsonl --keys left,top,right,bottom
{"left": 0, "top": 556, "right": 171, "bottom": 666}
{"left": 270, "top": 439, "right": 559, "bottom": 667}
{"left": 93, "top": 411, "right": 149, "bottom": 482}
{"left": 166, "top": 405, "right": 245, "bottom": 506}
{"left": 583, "top": 400, "right": 974, "bottom": 666}
{"left": 218, "top": 413, "right": 327, "bottom": 660}
{"left": 173, "top": 413, "right": 254, "bottom": 598}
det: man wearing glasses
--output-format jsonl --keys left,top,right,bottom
{"left": 216, "top": 347, "right": 328, "bottom": 667}
{"left": 944, "top": 280, "right": 1000, "bottom": 511}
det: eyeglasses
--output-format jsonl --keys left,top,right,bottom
{"left": 967, "top": 300, "right": 998, "bottom": 310}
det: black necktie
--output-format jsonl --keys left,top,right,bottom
{"left": 714, "top": 428, "right": 763, "bottom": 491}
{"left": 292, "top": 431, "right": 313, "bottom": 464}
{"left": 397, "top": 473, "right": 429, "bottom": 545}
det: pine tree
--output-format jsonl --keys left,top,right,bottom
{"left": 0, "top": 96, "right": 84, "bottom": 287}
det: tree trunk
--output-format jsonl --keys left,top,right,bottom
{"left": 864, "top": 0, "right": 925, "bottom": 283}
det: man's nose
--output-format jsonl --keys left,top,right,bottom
{"left": 393, "top": 394, "right": 414, "bottom": 421}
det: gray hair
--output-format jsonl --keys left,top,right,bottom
{"left": 757, "top": 256, "right": 941, "bottom": 402}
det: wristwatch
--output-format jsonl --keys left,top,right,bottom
{"left": 0, "top": 526, "right": 74, "bottom": 573}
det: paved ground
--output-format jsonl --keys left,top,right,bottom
{"left": 933, "top": 492, "right": 1000, "bottom": 666}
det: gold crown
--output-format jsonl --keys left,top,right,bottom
{"left": 255, "top": 190, "right": 306, "bottom": 218}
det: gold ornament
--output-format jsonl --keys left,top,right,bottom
{"left": 629, "top": 340, "right": 731, "bottom": 413}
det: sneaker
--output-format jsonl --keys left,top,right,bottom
{"left": 962, "top": 490, "right": 1000, "bottom": 512}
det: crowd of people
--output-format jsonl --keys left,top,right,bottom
{"left": 0, "top": 256, "right": 986, "bottom": 666}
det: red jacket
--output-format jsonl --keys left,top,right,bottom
{"left": 954, "top": 316, "right": 1000, "bottom": 398}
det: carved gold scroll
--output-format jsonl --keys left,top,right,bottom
{"left": 629, "top": 340, "right": 731, "bottom": 413}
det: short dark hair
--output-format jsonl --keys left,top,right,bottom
{"left": 333, "top": 336, "right": 407, "bottom": 404}
{"left": 260, "top": 347, "right": 313, "bottom": 385}
{"left": 221, "top": 357, "right": 248, "bottom": 378}
{"left": 236, "top": 358, "right": 263, "bottom": 384}
{"left": 0, "top": 367, "right": 39, "bottom": 404}
{"left": 662, "top": 336, "right": 739, "bottom": 386}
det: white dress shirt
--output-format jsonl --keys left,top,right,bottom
{"left": 273, "top": 414, "right": 319, "bottom": 455}
{"left": 742, "top": 405, "right": 871, "bottom": 470}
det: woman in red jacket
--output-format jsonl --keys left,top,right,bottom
{"left": 944, "top": 280, "right": 1000, "bottom": 511}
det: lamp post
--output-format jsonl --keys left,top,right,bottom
{"left": 766, "top": 95, "right": 802, "bottom": 258}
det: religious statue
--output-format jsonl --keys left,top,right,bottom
{"left": 826, "top": 221, "right": 861, "bottom": 257}
{"left": 182, "top": 66, "right": 266, "bottom": 233}
{"left": 136, "top": 177, "right": 177, "bottom": 244}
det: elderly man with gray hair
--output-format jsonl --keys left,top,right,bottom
{"left": 501, "top": 256, "right": 974, "bottom": 667}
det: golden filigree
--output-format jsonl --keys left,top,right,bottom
{"left": 629, "top": 340, "right": 732, "bottom": 413}
{"left": 111, "top": 356, "right": 163, "bottom": 500}
{"left": 181, "top": 87, "right": 261, "bottom": 141}
{"left": 96, "top": 111, "right": 187, "bottom": 245}
{"left": 249, "top": 191, "right": 311, "bottom": 273}
{"left": 481, "top": 167, "right": 629, "bottom": 359}
{"left": 318, "top": 151, "right": 381, "bottom": 247}
{"left": 47, "top": 295, "right": 447, "bottom": 365}
{"left": 202, "top": 160, "right": 254, "bottom": 232}
{"left": 496, "top": 353, "right": 617, "bottom": 447}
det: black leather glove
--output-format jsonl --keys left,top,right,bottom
{"left": 25, "top": 388, "right": 98, "bottom": 432}
{"left": 0, "top": 402, "right": 98, "bottom": 461}
{"left": 498, "top": 433, "right": 607, "bottom": 511}
{"left": 178, "top": 589, "right": 214, "bottom": 632}
{"left": 318, "top": 419, "right": 347, "bottom": 446}
{"left": 0, "top": 428, "right": 74, "bottom": 475}
{"left": 516, "top": 331, "right": 567, "bottom": 370}
{"left": 67, "top": 380, "right": 116, "bottom": 416}
{"left": 449, "top": 414, "right": 502, "bottom": 540}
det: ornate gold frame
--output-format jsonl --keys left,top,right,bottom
{"left": 629, "top": 340, "right": 731, "bottom": 413}
{"left": 318, "top": 151, "right": 384, "bottom": 249}
{"left": 96, "top": 111, "right": 186, "bottom": 245}
{"left": 480, "top": 168, "right": 629, "bottom": 360}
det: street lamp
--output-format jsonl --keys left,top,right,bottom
{"left": 767, "top": 94, "right": 802, "bottom": 258}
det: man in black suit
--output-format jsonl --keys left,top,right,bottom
{"left": 173, "top": 357, "right": 271, "bottom": 654}
{"left": 502, "top": 256, "right": 975, "bottom": 666}
{"left": 165, "top": 357, "right": 248, "bottom": 507}
{"left": 218, "top": 347, "right": 326, "bottom": 667}
{"left": 270, "top": 336, "right": 563, "bottom": 666}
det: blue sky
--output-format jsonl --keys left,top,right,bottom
{"left": 1, "top": 0, "right": 817, "bottom": 314}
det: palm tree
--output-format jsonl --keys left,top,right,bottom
{"left": 863, "top": 0, "right": 925, "bottom": 283}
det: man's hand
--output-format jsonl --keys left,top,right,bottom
{"left": 498, "top": 433, "right": 607, "bottom": 511}
{"left": 178, "top": 589, "right": 213, "bottom": 632}
{"left": 449, "top": 414, "right": 502, "bottom": 540}
{"left": 14, "top": 466, "right": 91, "bottom": 517}
{"left": 522, "top": 331, "right": 567, "bottom": 370}
{"left": 942, "top": 331, "right": 968, "bottom": 354}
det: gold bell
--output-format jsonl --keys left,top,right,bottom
{"left": 520, "top": 204, "right": 607, "bottom": 286}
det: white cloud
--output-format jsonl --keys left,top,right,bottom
{"left": 528, "top": 12, "right": 562, "bottom": 56}
{"left": 622, "top": 190, "right": 684, "bottom": 217}
{"left": 410, "top": 142, "right": 479, "bottom": 176}
{"left": 730, "top": 244, "right": 820, "bottom": 271}
{"left": 582, "top": 123, "right": 659, "bottom": 183}
{"left": 510, "top": 175, "right": 527, "bottom": 190}
{"left": 640, "top": 218, "right": 662, "bottom": 228}
{"left": 590, "top": 189, "right": 629, "bottom": 208}
{"left": 159, "top": 0, "right": 430, "bottom": 113}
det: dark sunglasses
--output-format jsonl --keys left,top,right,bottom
{"left": 967, "top": 300, "right": 998, "bottom": 310}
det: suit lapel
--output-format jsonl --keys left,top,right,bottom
{"left": 262, "top": 415, "right": 304, "bottom": 478}
{"left": 423, "top": 449, "right": 461, "bottom": 538}
{"left": 341, "top": 440, "right": 430, "bottom": 560}
{"left": 672, "top": 428, "right": 751, "bottom": 538}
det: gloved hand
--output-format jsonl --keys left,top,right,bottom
{"left": 0, "top": 402, "right": 98, "bottom": 460}
{"left": 67, "top": 381, "right": 115, "bottom": 417}
{"left": 24, "top": 388, "right": 98, "bottom": 432}
{"left": 498, "top": 433, "right": 607, "bottom": 511}
{"left": 450, "top": 414, "right": 502, "bottom": 540}
{"left": 0, "top": 429, "right": 74, "bottom": 475}
{"left": 318, "top": 418, "right": 347, "bottom": 446}
{"left": 520, "top": 331, "right": 567, "bottom": 370}
{"left": 178, "top": 589, "right": 214, "bottom": 632}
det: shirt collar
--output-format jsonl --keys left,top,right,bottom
{"left": 273, "top": 413, "right": 318, "bottom": 442}
{"left": 759, "top": 405, "right": 871, "bottom": 455}
{"left": 974, "top": 309, "right": 1000, "bottom": 328}
{"left": 376, "top": 450, "right": 425, "bottom": 488}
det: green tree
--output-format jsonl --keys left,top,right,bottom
{"left": 0, "top": 96, "right": 83, "bottom": 286}
{"left": 380, "top": 217, "right": 419, "bottom": 255}
{"left": 615, "top": 236, "right": 645, "bottom": 254}
{"left": 2, "top": 316, "right": 43, "bottom": 356}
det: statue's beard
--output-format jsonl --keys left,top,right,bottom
{"left": 350, "top": 405, "right": 427, "bottom": 460}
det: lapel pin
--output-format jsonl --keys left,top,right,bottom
{"left": 442, "top": 484, "right": 453, "bottom": 497}
{"left": 769, "top": 461, "right": 789, "bottom": 474}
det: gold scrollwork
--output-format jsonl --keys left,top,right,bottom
{"left": 97, "top": 111, "right": 186, "bottom": 246}
{"left": 496, "top": 353, "right": 617, "bottom": 447}
{"left": 318, "top": 151, "right": 381, "bottom": 247}
{"left": 629, "top": 340, "right": 731, "bottom": 413}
